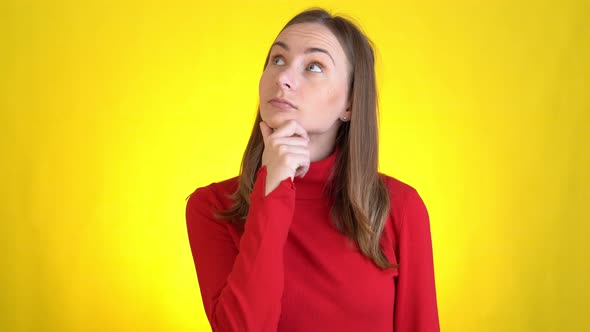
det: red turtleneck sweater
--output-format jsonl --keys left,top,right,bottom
{"left": 185, "top": 149, "right": 440, "bottom": 331}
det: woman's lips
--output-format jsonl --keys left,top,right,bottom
{"left": 269, "top": 99, "right": 296, "bottom": 110}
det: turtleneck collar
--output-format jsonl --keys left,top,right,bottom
{"left": 293, "top": 146, "right": 339, "bottom": 200}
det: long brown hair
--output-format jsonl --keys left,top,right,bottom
{"left": 212, "top": 8, "right": 395, "bottom": 270}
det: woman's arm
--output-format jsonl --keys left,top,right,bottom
{"left": 394, "top": 189, "right": 441, "bottom": 331}
{"left": 186, "top": 166, "right": 295, "bottom": 332}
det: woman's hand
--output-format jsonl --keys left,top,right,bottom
{"left": 259, "top": 120, "right": 310, "bottom": 196}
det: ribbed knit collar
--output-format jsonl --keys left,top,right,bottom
{"left": 293, "top": 146, "right": 338, "bottom": 200}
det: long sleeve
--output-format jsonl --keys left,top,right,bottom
{"left": 185, "top": 166, "right": 295, "bottom": 331}
{"left": 393, "top": 189, "right": 440, "bottom": 332}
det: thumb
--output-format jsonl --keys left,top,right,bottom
{"left": 259, "top": 121, "right": 273, "bottom": 142}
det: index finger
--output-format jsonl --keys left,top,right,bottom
{"left": 271, "top": 120, "right": 309, "bottom": 141}
{"left": 259, "top": 121, "right": 273, "bottom": 143}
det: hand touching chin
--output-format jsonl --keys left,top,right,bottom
{"left": 262, "top": 114, "right": 301, "bottom": 131}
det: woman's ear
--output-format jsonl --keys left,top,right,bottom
{"left": 340, "top": 107, "right": 352, "bottom": 122}
{"left": 340, "top": 98, "right": 352, "bottom": 121}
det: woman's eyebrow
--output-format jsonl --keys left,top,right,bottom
{"left": 271, "top": 41, "right": 335, "bottom": 65}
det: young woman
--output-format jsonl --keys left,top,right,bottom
{"left": 186, "top": 8, "right": 440, "bottom": 332}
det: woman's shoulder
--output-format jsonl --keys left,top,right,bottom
{"left": 378, "top": 172, "right": 421, "bottom": 203}
{"left": 378, "top": 172, "right": 429, "bottom": 246}
{"left": 378, "top": 172, "right": 428, "bottom": 223}
{"left": 186, "top": 175, "right": 240, "bottom": 208}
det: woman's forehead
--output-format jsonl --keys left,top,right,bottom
{"left": 274, "top": 23, "right": 343, "bottom": 57}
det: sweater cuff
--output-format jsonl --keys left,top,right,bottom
{"left": 250, "top": 166, "right": 295, "bottom": 203}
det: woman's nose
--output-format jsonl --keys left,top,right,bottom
{"left": 277, "top": 68, "right": 296, "bottom": 90}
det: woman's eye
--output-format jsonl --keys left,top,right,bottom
{"left": 272, "top": 56, "right": 285, "bottom": 65}
{"left": 307, "top": 63, "right": 323, "bottom": 73}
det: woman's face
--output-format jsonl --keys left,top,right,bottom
{"left": 259, "top": 23, "right": 352, "bottom": 134}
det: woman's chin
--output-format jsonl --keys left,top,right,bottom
{"left": 264, "top": 114, "right": 299, "bottom": 130}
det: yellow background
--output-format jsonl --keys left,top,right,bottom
{"left": 1, "top": 0, "right": 589, "bottom": 331}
